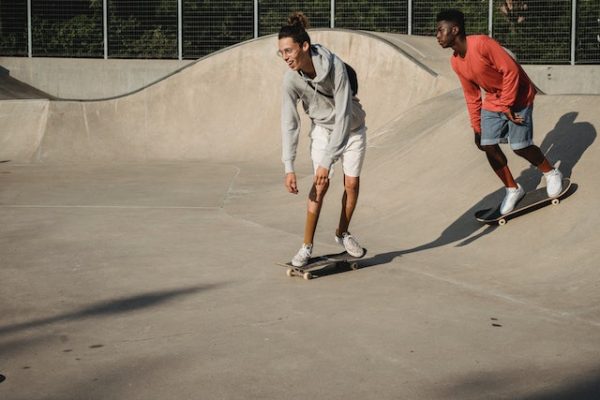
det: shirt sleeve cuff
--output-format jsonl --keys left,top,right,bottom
{"left": 319, "top": 156, "right": 334, "bottom": 171}
{"left": 284, "top": 160, "right": 295, "bottom": 174}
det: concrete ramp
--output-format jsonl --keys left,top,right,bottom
{"left": 0, "top": 30, "right": 457, "bottom": 164}
{"left": 1, "top": 31, "right": 600, "bottom": 400}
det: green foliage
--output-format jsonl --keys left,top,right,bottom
{"left": 1, "top": 0, "right": 598, "bottom": 63}
{"left": 493, "top": 0, "right": 572, "bottom": 63}
{"left": 259, "top": 0, "right": 331, "bottom": 35}
{"left": 413, "top": 0, "right": 489, "bottom": 36}
{"left": 0, "top": 32, "right": 27, "bottom": 56}
{"left": 335, "top": 0, "right": 408, "bottom": 33}
{"left": 183, "top": 0, "right": 253, "bottom": 58}
{"left": 576, "top": 0, "right": 600, "bottom": 63}
{"left": 0, "top": 1, "right": 28, "bottom": 56}
{"left": 31, "top": 13, "right": 103, "bottom": 57}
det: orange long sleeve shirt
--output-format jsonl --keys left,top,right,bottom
{"left": 450, "top": 35, "right": 536, "bottom": 133}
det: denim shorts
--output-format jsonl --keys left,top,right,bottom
{"left": 481, "top": 105, "right": 533, "bottom": 150}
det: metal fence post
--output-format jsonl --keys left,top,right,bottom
{"left": 27, "top": 0, "right": 32, "bottom": 57}
{"left": 488, "top": 0, "right": 493, "bottom": 37}
{"left": 331, "top": 0, "right": 335, "bottom": 28}
{"left": 178, "top": 0, "right": 183, "bottom": 60}
{"left": 254, "top": 0, "right": 259, "bottom": 38}
{"left": 103, "top": 0, "right": 108, "bottom": 59}
{"left": 571, "top": 0, "right": 577, "bottom": 65}
{"left": 408, "top": 0, "right": 412, "bottom": 35}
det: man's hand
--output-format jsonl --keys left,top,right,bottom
{"left": 314, "top": 166, "right": 330, "bottom": 187}
{"left": 285, "top": 172, "right": 298, "bottom": 194}
{"left": 504, "top": 109, "right": 525, "bottom": 125}
{"left": 474, "top": 130, "right": 483, "bottom": 150}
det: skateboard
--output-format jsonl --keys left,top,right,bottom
{"left": 475, "top": 178, "right": 571, "bottom": 225}
{"left": 277, "top": 249, "right": 367, "bottom": 280}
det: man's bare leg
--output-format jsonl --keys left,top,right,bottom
{"left": 303, "top": 181, "right": 329, "bottom": 245}
{"left": 480, "top": 143, "right": 518, "bottom": 188}
{"left": 336, "top": 175, "right": 360, "bottom": 236}
{"left": 513, "top": 145, "right": 553, "bottom": 173}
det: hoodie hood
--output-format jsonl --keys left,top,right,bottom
{"left": 306, "top": 44, "right": 333, "bottom": 84}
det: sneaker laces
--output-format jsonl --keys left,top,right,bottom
{"left": 343, "top": 233, "right": 361, "bottom": 250}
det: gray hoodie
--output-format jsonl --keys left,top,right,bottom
{"left": 281, "top": 44, "right": 366, "bottom": 173}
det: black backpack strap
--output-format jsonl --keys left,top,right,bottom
{"left": 305, "top": 80, "right": 334, "bottom": 99}
{"left": 298, "top": 62, "right": 358, "bottom": 99}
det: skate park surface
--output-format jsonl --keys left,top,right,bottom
{"left": 1, "top": 30, "right": 600, "bottom": 399}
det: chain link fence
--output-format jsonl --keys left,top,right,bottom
{"left": 108, "top": 0, "right": 177, "bottom": 58}
{"left": 31, "top": 0, "right": 103, "bottom": 57}
{"left": 183, "top": 0, "right": 253, "bottom": 58}
{"left": 260, "top": 0, "right": 331, "bottom": 36}
{"left": 576, "top": 0, "right": 600, "bottom": 63}
{"left": 412, "top": 0, "right": 488, "bottom": 36}
{"left": 335, "top": 0, "right": 408, "bottom": 33}
{"left": 1, "top": 0, "right": 599, "bottom": 63}
{"left": 0, "top": 0, "right": 28, "bottom": 56}
{"left": 493, "top": 0, "right": 572, "bottom": 63}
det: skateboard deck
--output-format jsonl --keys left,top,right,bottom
{"left": 277, "top": 249, "right": 367, "bottom": 280}
{"left": 475, "top": 178, "right": 571, "bottom": 225}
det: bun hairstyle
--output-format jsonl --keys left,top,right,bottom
{"left": 278, "top": 11, "right": 311, "bottom": 46}
{"left": 287, "top": 12, "right": 309, "bottom": 29}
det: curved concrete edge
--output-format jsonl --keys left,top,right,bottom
{"left": 1, "top": 30, "right": 444, "bottom": 102}
{"left": 1, "top": 30, "right": 457, "bottom": 164}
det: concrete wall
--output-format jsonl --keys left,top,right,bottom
{"left": 3, "top": 39, "right": 599, "bottom": 100}
{"left": 523, "top": 65, "right": 600, "bottom": 95}
{"left": 0, "top": 57, "right": 193, "bottom": 100}
{"left": 0, "top": 100, "right": 49, "bottom": 162}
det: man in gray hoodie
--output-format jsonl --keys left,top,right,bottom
{"left": 279, "top": 13, "right": 367, "bottom": 267}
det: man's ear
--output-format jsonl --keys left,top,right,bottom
{"left": 451, "top": 25, "right": 460, "bottom": 36}
{"left": 302, "top": 41, "right": 310, "bottom": 52}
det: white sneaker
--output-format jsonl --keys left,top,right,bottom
{"left": 544, "top": 168, "right": 563, "bottom": 197}
{"left": 500, "top": 184, "right": 525, "bottom": 215}
{"left": 335, "top": 232, "right": 365, "bottom": 258}
{"left": 291, "top": 244, "right": 313, "bottom": 267}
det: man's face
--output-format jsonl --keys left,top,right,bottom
{"left": 278, "top": 38, "right": 307, "bottom": 71}
{"left": 436, "top": 20, "right": 458, "bottom": 48}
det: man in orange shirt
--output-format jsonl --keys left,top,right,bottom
{"left": 436, "top": 9, "right": 563, "bottom": 214}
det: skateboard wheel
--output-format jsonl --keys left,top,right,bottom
{"left": 551, "top": 198, "right": 560, "bottom": 205}
{"left": 350, "top": 262, "right": 358, "bottom": 270}
{"left": 286, "top": 268, "right": 294, "bottom": 277}
{"left": 498, "top": 219, "right": 507, "bottom": 226}
{"left": 303, "top": 272, "right": 313, "bottom": 280}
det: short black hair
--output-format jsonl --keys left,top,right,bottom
{"left": 436, "top": 9, "right": 466, "bottom": 35}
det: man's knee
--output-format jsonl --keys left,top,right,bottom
{"left": 309, "top": 182, "right": 329, "bottom": 201}
{"left": 344, "top": 176, "right": 360, "bottom": 192}
{"left": 480, "top": 144, "right": 499, "bottom": 154}
{"left": 513, "top": 145, "right": 534, "bottom": 158}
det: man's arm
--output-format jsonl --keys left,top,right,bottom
{"left": 281, "top": 76, "right": 301, "bottom": 193}
{"left": 481, "top": 37, "right": 521, "bottom": 114}
{"left": 314, "top": 58, "right": 352, "bottom": 185}
{"left": 281, "top": 75, "right": 301, "bottom": 174}
{"left": 452, "top": 62, "right": 483, "bottom": 134}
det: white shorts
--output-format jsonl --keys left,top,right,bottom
{"left": 310, "top": 124, "right": 367, "bottom": 178}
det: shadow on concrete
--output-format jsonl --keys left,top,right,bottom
{"left": 361, "top": 112, "right": 596, "bottom": 268}
{"left": 438, "top": 366, "right": 600, "bottom": 400}
{"left": 0, "top": 73, "right": 54, "bottom": 100}
{"left": 0, "top": 334, "right": 56, "bottom": 358}
{"left": 520, "top": 370, "right": 600, "bottom": 400}
{"left": 0, "top": 285, "right": 223, "bottom": 336}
